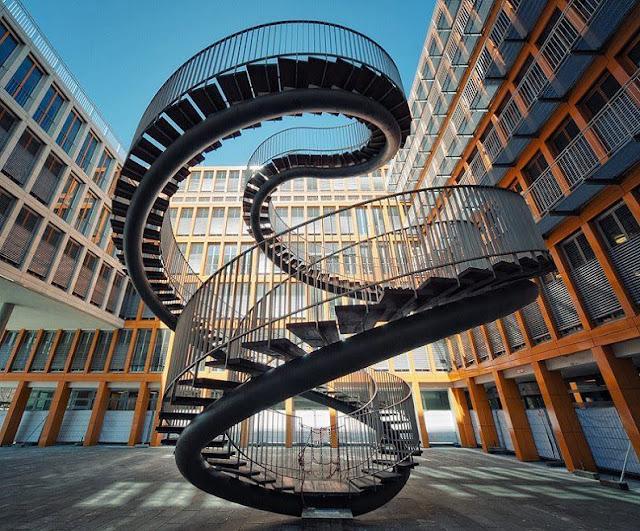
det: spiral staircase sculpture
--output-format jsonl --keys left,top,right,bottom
{"left": 111, "top": 21, "right": 553, "bottom": 517}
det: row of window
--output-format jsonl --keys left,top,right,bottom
{"left": 179, "top": 169, "right": 386, "bottom": 195}
{"left": 0, "top": 328, "right": 170, "bottom": 374}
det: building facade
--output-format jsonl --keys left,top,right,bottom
{"left": 0, "top": 0, "right": 639, "bottom": 482}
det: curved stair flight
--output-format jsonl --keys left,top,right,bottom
{"left": 112, "top": 21, "right": 553, "bottom": 517}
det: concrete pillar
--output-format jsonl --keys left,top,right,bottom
{"left": 128, "top": 382, "right": 150, "bottom": 446}
{"left": 466, "top": 378, "right": 500, "bottom": 452}
{"left": 84, "top": 382, "right": 109, "bottom": 446}
{"left": 592, "top": 345, "right": 640, "bottom": 460}
{"left": 412, "top": 382, "right": 430, "bottom": 448}
{"left": 532, "top": 361, "right": 596, "bottom": 472}
{"left": 39, "top": 382, "right": 71, "bottom": 447}
{"left": 0, "top": 303, "right": 15, "bottom": 340}
{"left": 0, "top": 381, "right": 30, "bottom": 446}
{"left": 450, "top": 387, "right": 476, "bottom": 448}
{"left": 494, "top": 371, "right": 539, "bottom": 462}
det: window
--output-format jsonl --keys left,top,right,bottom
{"left": 188, "top": 243, "right": 204, "bottom": 273}
{"left": 360, "top": 243, "right": 373, "bottom": 274}
{"left": 89, "top": 331, "right": 114, "bottom": 372}
{"left": 10, "top": 331, "right": 37, "bottom": 372}
{"left": 0, "top": 23, "right": 18, "bottom": 68}
{"left": 227, "top": 170, "right": 240, "bottom": 192}
{"left": 0, "top": 331, "right": 19, "bottom": 370}
{"left": 356, "top": 208, "right": 369, "bottom": 235}
{"left": 69, "top": 331, "right": 94, "bottom": 371}
{"left": 204, "top": 243, "right": 220, "bottom": 275}
{"left": 188, "top": 171, "right": 201, "bottom": 192}
{"left": 619, "top": 30, "right": 640, "bottom": 71}
{"left": 92, "top": 207, "right": 111, "bottom": 248}
{"left": 201, "top": 170, "right": 214, "bottom": 191}
{"left": 371, "top": 207, "right": 385, "bottom": 233}
{"left": 73, "top": 251, "right": 98, "bottom": 299}
{"left": 25, "top": 390, "right": 54, "bottom": 411}
{"left": 33, "top": 85, "right": 64, "bottom": 133}
{"left": 49, "top": 331, "right": 75, "bottom": 371}
{"left": 105, "top": 274, "right": 125, "bottom": 314}
{"left": 0, "top": 206, "right": 41, "bottom": 267}
{"left": 56, "top": 111, "right": 83, "bottom": 153}
{"left": 109, "top": 329, "right": 133, "bottom": 372}
{"left": 536, "top": 8, "right": 562, "bottom": 48}
{"left": 129, "top": 329, "right": 152, "bottom": 372}
{"left": 150, "top": 329, "right": 170, "bottom": 371}
{"left": 29, "top": 331, "right": 56, "bottom": 371}
{"left": 119, "top": 282, "right": 140, "bottom": 319}
{"left": 74, "top": 192, "right": 98, "bottom": 236}
{"left": 562, "top": 231, "right": 596, "bottom": 269}
{"left": 372, "top": 170, "right": 384, "bottom": 191}
{"left": 54, "top": 174, "right": 82, "bottom": 222}
{"left": 208, "top": 208, "right": 224, "bottom": 235}
{"left": 27, "top": 224, "right": 63, "bottom": 280}
{"left": 339, "top": 210, "right": 353, "bottom": 234}
{"left": 596, "top": 202, "right": 639, "bottom": 248}
{"left": 323, "top": 207, "right": 336, "bottom": 234}
{"left": 67, "top": 390, "right": 95, "bottom": 410}
{"left": 177, "top": 208, "right": 193, "bottom": 235}
{"left": 75, "top": 132, "right": 99, "bottom": 171}
{"left": 547, "top": 116, "right": 580, "bottom": 156}
{"left": 6, "top": 55, "right": 43, "bottom": 106}
{"left": 214, "top": 170, "right": 226, "bottom": 192}
{"left": 225, "top": 208, "right": 241, "bottom": 234}
{"left": 107, "top": 390, "right": 138, "bottom": 411}
{"left": 51, "top": 239, "right": 82, "bottom": 290}
{"left": 3, "top": 129, "right": 42, "bottom": 185}
{"left": 0, "top": 188, "right": 17, "bottom": 232}
{"left": 0, "top": 103, "right": 17, "bottom": 151}
{"left": 521, "top": 150, "right": 549, "bottom": 185}
{"left": 514, "top": 53, "right": 534, "bottom": 87}
{"left": 193, "top": 207, "right": 208, "bottom": 235}
{"left": 420, "top": 390, "right": 451, "bottom": 411}
{"left": 580, "top": 72, "right": 622, "bottom": 121}
{"left": 92, "top": 149, "right": 114, "bottom": 189}
{"left": 222, "top": 243, "right": 237, "bottom": 266}
{"left": 30, "top": 154, "right": 65, "bottom": 206}
{"left": 91, "top": 263, "right": 113, "bottom": 307}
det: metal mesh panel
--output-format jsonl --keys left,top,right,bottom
{"left": 485, "top": 321, "right": 505, "bottom": 356}
{"left": 521, "top": 300, "right": 550, "bottom": 344}
{"left": 471, "top": 327, "right": 489, "bottom": 361}
{"left": 502, "top": 313, "right": 525, "bottom": 351}
{"left": 411, "top": 346, "right": 430, "bottom": 371}
{"left": 541, "top": 274, "right": 583, "bottom": 336}
{"left": 460, "top": 333, "right": 475, "bottom": 365}
{"left": 430, "top": 340, "right": 452, "bottom": 372}
{"left": 569, "top": 258, "right": 623, "bottom": 323}
{"left": 608, "top": 235, "right": 640, "bottom": 306}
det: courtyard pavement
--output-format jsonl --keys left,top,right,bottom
{"left": 0, "top": 445, "right": 638, "bottom": 530}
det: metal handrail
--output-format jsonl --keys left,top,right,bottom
{"left": 525, "top": 70, "right": 640, "bottom": 217}
{"left": 132, "top": 20, "right": 404, "bottom": 146}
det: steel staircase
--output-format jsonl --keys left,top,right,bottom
{"left": 111, "top": 21, "right": 552, "bottom": 517}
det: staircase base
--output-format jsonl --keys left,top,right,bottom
{"left": 302, "top": 508, "right": 353, "bottom": 519}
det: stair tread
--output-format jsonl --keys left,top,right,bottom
{"left": 241, "top": 338, "right": 307, "bottom": 360}
{"left": 294, "top": 479, "right": 360, "bottom": 494}
{"left": 286, "top": 320, "right": 340, "bottom": 348}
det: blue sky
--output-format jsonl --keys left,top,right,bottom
{"left": 22, "top": 0, "right": 435, "bottom": 165}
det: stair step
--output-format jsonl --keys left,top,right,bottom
{"left": 372, "top": 459, "right": 418, "bottom": 469}
{"left": 241, "top": 338, "right": 306, "bottom": 360}
{"left": 334, "top": 305, "right": 384, "bottom": 334}
{"left": 206, "top": 357, "right": 270, "bottom": 375}
{"left": 201, "top": 449, "right": 234, "bottom": 459}
{"left": 156, "top": 425, "right": 184, "bottom": 434}
{"left": 362, "top": 469, "right": 403, "bottom": 483}
{"left": 349, "top": 477, "right": 382, "bottom": 490}
{"left": 171, "top": 395, "right": 219, "bottom": 407}
{"left": 286, "top": 320, "right": 340, "bottom": 348}
{"left": 159, "top": 411, "right": 197, "bottom": 421}
{"left": 192, "top": 378, "right": 240, "bottom": 391}
{"left": 207, "top": 458, "right": 247, "bottom": 469}
{"left": 294, "top": 479, "right": 360, "bottom": 495}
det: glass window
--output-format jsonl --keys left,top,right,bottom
{"left": 91, "top": 207, "right": 111, "bottom": 248}
{"left": 29, "top": 331, "right": 56, "bottom": 371}
{"left": 225, "top": 208, "right": 241, "bottom": 234}
{"left": 91, "top": 262, "right": 113, "bottom": 307}
{"left": 74, "top": 192, "right": 98, "bottom": 236}
{"left": 51, "top": 238, "right": 82, "bottom": 290}
{"left": 0, "top": 103, "right": 17, "bottom": 151}
{"left": 547, "top": 116, "right": 580, "bottom": 156}
{"left": 69, "top": 331, "right": 94, "bottom": 371}
{"left": 188, "top": 171, "right": 201, "bottom": 192}
{"left": 109, "top": 329, "right": 133, "bottom": 372}
{"left": 323, "top": 207, "right": 336, "bottom": 234}
{"left": 0, "top": 188, "right": 16, "bottom": 232}
{"left": 67, "top": 390, "right": 96, "bottom": 410}
{"left": 580, "top": 72, "right": 622, "bottom": 120}
{"left": 150, "top": 329, "right": 171, "bottom": 371}
{"left": 214, "top": 170, "right": 226, "bottom": 192}
{"left": 106, "top": 274, "right": 125, "bottom": 314}
{"left": 53, "top": 174, "right": 82, "bottom": 222}
{"left": 0, "top": 23, "right": 18, "bottom": 67}
{"left": 129, "top": 329, "right": 152, "bottom": 372}
{"left": 201, "top": 170, "right": 214, "bottom": 191}
{"left": 209, "top": 208, "right": 224, "bottom": 235}
{"left": 536, "top": 8, "right": 561, "bottom": 48}
{"left": 522, "top": 150, "right": 549, "bottom": 185}
{"left": 596, "top": 202, "right": 640, "bottom": 248}
{"left": 0, "top": 206, "right": 41, "bottom": 267}
{"left": 33, "top": 84, "right": 64, "bottom": 133}
{"left": 223, "top": 243, "right": 237, "bottom": 266}
{"left": 356, "top": 208, "right": 369, "bottom": 235}
{"left": 89, "top": 331, "right": 113, "bottom": 372}
{"left": 177, "top": 208, "right": 193, "bottom": 235}
{"left": 562, "top": 231, "right": 596, "bottom": 269}
{"left": 25, "top": 390, "right": 54, "bottom": 411}
{"left": 119, "top": 282, "right": 140, "bottom": 319}
{"left": 227, "top": 170, "right": 240, "bottom": 192}
{"left": 6, "top": 55, "right": 43, "bottom": 106}
{"left": 204, "top": 243, "right": 220, "bottom": 275}
{"left": 92, "top": 149, "right": 114, "bottom": 189}
{"left": 107, "top": 390, "right": 138, "bottom": 411}
{"left": 49, "top": 331, "right": 75, "bottom": 371}
{"left": 339, "top": 210, "right": 353, "bottom": 234}
{"left": 30, "top": 154, "right": 65, "bottom": 206}
{"left": 76, "top": 131, "right": 99, "bottom": 171}
{"left": 27, "top": 223, "right": 63, "bottom": 280}
{"left": 56, "top": 111, "right": 83, "bottom": 153}
{"left": 72, "top": 251, "right": 98, "bottom": 299}
{"left": 359, "top": 242, "right": 373, "bottom": 274}
{"left": 420, "top": 390, "right": 451, "bottom": 410}
{"left": 188, "top": 243, "right": 204, "bottom": 273}
{"left": 3, "top": 129, "right": 42, "bottom": 185}
{"left": 9, "top": 331, "right": 37, "bottom": 372}
{"left": 193, "top": 207, "right": 208, "bottom": 235}
{"left": 0, "top": 331, "right": 19, "bottom": 371}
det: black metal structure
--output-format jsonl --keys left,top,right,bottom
{"left": 112, "top": 21, "right": 552, "bottom": 517}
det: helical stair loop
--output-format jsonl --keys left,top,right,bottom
{"left": 111, "top": 21, "right": 554, "bottom": 517}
